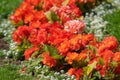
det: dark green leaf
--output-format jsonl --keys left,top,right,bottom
{"left": 46, "top": 10, "right": 61, "bottom": 23}
{"left": 12, "top": 20, "right": 24, "bottom": 28}
{"left": 93, "top": 71, "right": 101, "bottom": 79}
{"left": 87, "top": 45, "right": 98, "bottom": 55}
{"left": 98, "top": 57, "right": 104, "bottom": 66}
{"left": 44, "top": 45, "right": 63, "bottom": 59}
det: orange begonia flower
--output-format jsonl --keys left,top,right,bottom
{"left": 65, "top": 52, "right": 79, "bottom": 64}
{"left": 24, "top": 47, "right": 39, "bottom": 60}
{"left": 12, "top": 31, "right": 22, "bottom": 44}
{"left": 68, "top": 68, "right": 83, "bottom": 80}
{"left": 102, "top": 36, "right": 119, "bottom": 50}
{"left": 102, "top": 50, "right": 114, "bottom": 65}
{"left": 57, "top": 40, "right": 70, "bottom": 56}
{"left": 29, "top": 29, "right": 48, "bottom": 46}
{"left": 98, "top": 36, "right": 119, "bottom": 53}
{"left": 78, "top": 49, "right": 88, "bottom": 60}
{"left": 42, "top": 52, "right": 57, "bottom": 67}
{"left": 12, "top": 26, "right": 31, "bottom": 44}
{"left": 113, "top": 52, "right": 120, "bottom": 63}
{"left": 82, "top": 34, "right": 95, "bottom": 46}
{"left": 114, "top": 64, "right": 120, "bottom": 74}
{"left": 25, "top": 0, "right": 42, "bottom": 6}
{"left": 69, "top": 34, "right": 82, "bottom": 51}
{"left": 29, "top": 20, "right": 41, "bottom": 29}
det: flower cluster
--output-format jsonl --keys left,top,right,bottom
{"left": 11, "top": 0, "right": 120, "bottom": 80}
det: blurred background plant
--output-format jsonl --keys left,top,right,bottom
{"left": 103, "top": 10, "right": 120, "bottom": 42}
{"left": 85, "top": 0, "right": 119, "bottom": 40}
{"left": 0, "top": 0, "right": 23, "bottom": 19}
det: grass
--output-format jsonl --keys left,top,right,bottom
{"left": 103, "top": 10, "right": 120, "bottom": 42}
{"left": 0, "top": 0, "right": 23, "bottom": 19}
{"left": 0, "top": 64, "right": 35, "bottom": 80}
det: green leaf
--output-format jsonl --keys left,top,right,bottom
{"left": 30, "top": 58, "right": 43, "bottom": 67}
{"left": 35, "top": 2, "right": 43, "bottom": 10}
{"left": 107, "top": 0, "right": 113, "bottom": 3}
{"left": 12, "top": 20, "right": 24, "bottom": 28}
{"left": 31, "top": 51, "right": 39, "bottom": 58}
{"left": 46, "top": 11, "right": 52, "bottom": 22}
{"left": 62, "top": 0, "right": 69, "bottom": 6}
{"left": 83, "top": 61, "right": 97, "bottom": 76}
{"left": 87, "top": 45, "right": 98, "bottom": 55}
{"left": 93, "top": 71, "right": 101, "bottom": 79}
{"left": 98, "top": 57, "right": 104, "bottom": 66}
{"left": 72, "top": 59, "right": 88, "bottom": 68}
{"left": 103, "top": 74, "right": 114, "bottom": 80}
{"left": 110, "top": 61, "right": 118, "bottom": 68}
{"left": 46, "top": 10, "right": 61, "bottom": 23}
{"left": 44, "top": 45, "right": 63, "bottom": 59}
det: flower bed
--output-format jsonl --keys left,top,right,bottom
{"left": 10, "top": 0, "right": 120, "bottom": 80}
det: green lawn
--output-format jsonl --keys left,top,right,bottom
{"left": 0, "top": 64, "right": 35, "bottom": 80}
{"left": 0, "top": 0, "right": 23, "bottom": 19}
{"left": 103, "top": 10, "right": 120, "bottom": 42}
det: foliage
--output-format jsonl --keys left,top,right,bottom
{"left": 84, "top": 1, "right": 116, "bottom": 40}
{"left": 10, "top": 0, "right": 120, "bottom": 80}
{"left": 103, "top": 10, "right": 120, "bottom": 42}
{"left": 0, "top": 0, "right": 23, "bottom": 19}
{"left": 20, "top": 58, "right": 76, "bottom": 80}
{"left": 0, "top": 64, "right": 35, "bottom": 80}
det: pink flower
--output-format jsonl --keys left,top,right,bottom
{"left": 64, "top": 20, "right": 85, "bottom": 33}
{"left": 57, "top": 5, "right": 82, "bottom": 23}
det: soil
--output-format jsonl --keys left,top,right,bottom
{"left": 0, "top": 37, "right": 21, "bottom": 66}
{"left": 0, "top": 38, "right": 9, "bottom": 50}
{"left": 0, "top": 37, "right": 9, "bottom": 66}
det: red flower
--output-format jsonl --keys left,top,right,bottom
{"left": 24, "top": 47, "right": 39, "bottom": 60}
{"left": 57, "top": 40, "right": 70, "bottom": 56}
{"left": 12, "top": 31, "right": 22, "bottom": 44}
{"left": 48, "top": 25, "right": 72, "bottom": 46}
{"left": 43, "top": 0, "right": 64, "bottom": 11}
{"left": 29, "top": 29, "right": 48, "bottom": 46}
{"left": 65, "top": 52, "right": 79, "bottom": 64}
{"left": 98, "top": 36, "right": 119, "bottom": 53}
{"left": 114, "top": 64, "right": 120, "bottom": 74}
{"left": 29, "top": 20, "right": 41, "bottom": 29}
{"left": 42, "top": 52, "right": 57, "bottom": 67}
{"left": 99, "top": 50, "right": 113, "bottom": 68}
{"left": 69, "top": 34, "right": 82, "bottom": 51}
{"left": 113, "top": 52, "right": 120, "bottom": 62}
{"left": 68, "top": 68, "right": 83, "bottom": 80}
{"left": 33, "top": 10, "right": 47, "bottom": 22}
{"left": 25, "top": 0, "right": 42, "bottom": 6}
{"left": 24, "top": 11, "right": 34, "bottom": 24}
{"left": 12, "top": 26, "right": 31, "bottom": 44}
{"left": 79, "top": 49, "right": 88, "bottom": 60}
{"left": 10, "top": 1, "right": 34, "bottom": 24}
{"left": 82, "top": 33, "right": 95, "bottom": 46}
{"left": 98, "top": 50, "right": 113, "bottom": 77}
{"left": 102, "top": 36, "right": 119, "bottom": 50}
